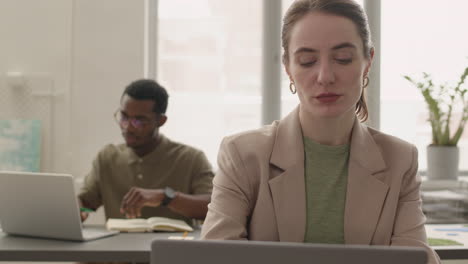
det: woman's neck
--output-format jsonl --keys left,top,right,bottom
{"left": 299, "top": 107, "right": 355, "bottom": 146}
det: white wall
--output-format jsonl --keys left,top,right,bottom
{"left": 70, "top": 0, "right": 146, "bottom": 179}
{"left": 0, "top": 0, "right": 146, "bottom": 176}
{"left": 0, "top": 0, "right": 73, "bottom": 173}
{"left": 70, "top": 0, "right": 146, "bottom": 224}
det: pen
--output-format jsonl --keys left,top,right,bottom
{"left": 80, "top": 207, "right": 94, "bottom": 213}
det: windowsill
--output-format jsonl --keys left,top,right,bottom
{"left": 421, "top": 176, "right": 468, "bottom": 224}
{"left": 422, "top": 176, "right": 468, "bottom": 191}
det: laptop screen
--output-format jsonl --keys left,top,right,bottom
{"left": 0, "top": 171, "right": 88, "bottom": 240}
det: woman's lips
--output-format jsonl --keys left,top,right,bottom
{"left": 315, "top": 93, "right": 341, "bottom": 103}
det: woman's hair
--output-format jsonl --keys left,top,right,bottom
{"left": 282, "top": 0, "right": 372, "bottom": 122}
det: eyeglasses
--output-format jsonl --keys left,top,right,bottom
{"left": 114, "top": 110, "right": 156, "bottom": 129}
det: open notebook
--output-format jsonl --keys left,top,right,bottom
{"left": 106, "top": 217, "right": 193, "bottom": 232}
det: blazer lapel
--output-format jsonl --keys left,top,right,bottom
{"left": 344, "top": 120, "right": 389, "bottom": 244}
{"left": 267, "top": 111, "right": 388, "bottom": 244}
{"left": 269, "top": 107, "right": 306, "bottom": 242}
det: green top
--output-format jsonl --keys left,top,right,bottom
{"left": 303, "top": 137, "right": 350, "bottom": 244}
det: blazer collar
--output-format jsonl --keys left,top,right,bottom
{"left": 269, "top": 109, "right": 387, "bottom": 172}
{"left": 268, "top": 107, "right": 306, "bottom": 242}
{"left": 270, "top": 107, "right": 303, "bottom": 170}
{"left": 345, "top": 119, "right": 389, "bottom": 245}
{"left": 348, "top": 118, "right": 386, "bottom": 174}
{"left": 268, "top": 108, "right": 388, "bottom": 243}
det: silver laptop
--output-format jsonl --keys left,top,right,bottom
{"left": 0, "top": 171, "right": 118, "bottom": 241}
{"left": 151, "top": 239, "right": 427, "bottom": 264}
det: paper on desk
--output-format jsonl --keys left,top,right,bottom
{"left": 422, "top": 190, "right": 468, "bottom": 200}
{"left": 168, "top": 236, "right": 194, "bottom": 240}
{"left": 426, "top": 224, "right": 468, "bottom": 247}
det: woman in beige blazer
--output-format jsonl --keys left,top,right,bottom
{"left": 201, "top": 0, "right": 440, "bottom": 263}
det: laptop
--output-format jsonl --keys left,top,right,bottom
{"left": 0, "top": 171, "right": 118, "bottom": 241}
{"left": 151, "top": 239, "right": 427, "bottom": 264}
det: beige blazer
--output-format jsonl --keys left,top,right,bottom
{"left": 201, "top": 107, "right": 440, "bottom": 264}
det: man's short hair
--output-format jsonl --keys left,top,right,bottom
{"left": 123, "top": 79, "right": 169, "bottom": 114}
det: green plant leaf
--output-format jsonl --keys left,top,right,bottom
{"left": 404, "top": 65, "right": 468, "bottom": 146}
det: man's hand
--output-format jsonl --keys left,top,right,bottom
{"left": 80, "top": 211, "right": 89, "bottom": 222}
{"left": 78, "top": 199, "right": 91, "bottom": 222}
{"left": 120, "top": 187, "right": 164, "bottom": 218}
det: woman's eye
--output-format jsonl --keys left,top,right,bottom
{"left": 297, "top": 55, "right": 317, "bottom": 67}
{"left": 335, "top": 58, "right": 352, "bottom": 65}
{"left": 299, "top": 60, "right": 317, "bottom": 66}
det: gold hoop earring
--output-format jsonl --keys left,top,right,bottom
{"left": 362, "top": 76, "right": 369, "bottom": 88}
{"left": 289, "top": 82, "right": 297, "bottom": 94}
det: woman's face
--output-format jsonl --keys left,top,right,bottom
{"left": 285, "top": 12, "right": 372, "bottom": 120}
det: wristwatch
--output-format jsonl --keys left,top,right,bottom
{"left": 162, "top": 187, "right": 176, "bottom": 206}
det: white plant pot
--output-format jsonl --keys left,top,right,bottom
{"left": 427, "top": 145, "right": 459, "bottom": 181}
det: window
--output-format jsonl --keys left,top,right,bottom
{"left": 157, "top": 0, "right": 262, "bottom": 165}
{"left": 156, "top": 0, "right": 467, "bottom": 173}
{"left": 380, "top": 0, "right": 468, "bottom": 171}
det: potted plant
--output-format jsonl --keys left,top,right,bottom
{"left": 404, "top": 66, "right": 468, "bottom": 180}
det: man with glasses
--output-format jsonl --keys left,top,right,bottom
{"left": 78, "top": 79, "right": 214, "bottom": 223}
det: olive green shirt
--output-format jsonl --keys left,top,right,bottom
{"left": 303, "top": 137, "right": 349, "bottom": 244}
{"left": 78, "top": 134, "right": 214, "bottom": 223}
